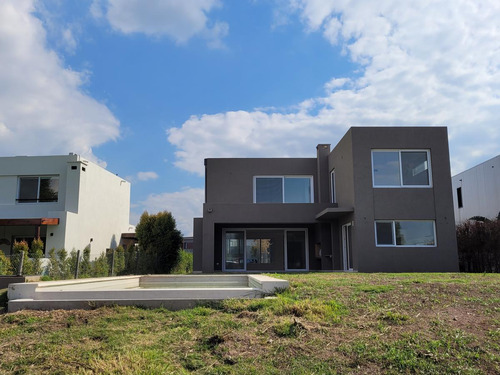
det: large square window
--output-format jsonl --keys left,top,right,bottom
{"left": 372, "top": 150, "right": 431, "bottom": 187}
{"left": 17, "top": 176, "right": 59, "bottom": 203}
{"left": 375, "top": 220, "right": 436, "bottom": 247}
{"left": 254, "top": 176, "right": 313, "bottom": 203}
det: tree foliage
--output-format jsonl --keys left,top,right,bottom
{"left": 457, "top": 215, "right": 500, "bottom": 272}
{"left": 135, "top": 211, "right": 183, "bottom": 274}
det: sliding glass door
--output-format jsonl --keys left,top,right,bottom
{"left": 224, "top": 229, "right": 308, "bottom": 271}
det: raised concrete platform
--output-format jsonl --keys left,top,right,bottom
{"left": 7, "top": 274, "right": 289, "bottom": 312}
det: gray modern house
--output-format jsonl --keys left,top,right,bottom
{"left": 193, "top": 127, "right": 459, "bottom": 273}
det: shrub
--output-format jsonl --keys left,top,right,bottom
{"left": 92, "top": 253, "right": 109, "bottom": 277}
{"left": 0, "top": 251, "right": 12, "bottom": 275}
{"left": 113, "top": 246, "right": 125, "bottom": 275}
{"left": 135, "top": 211, "right": 183, "bottom": 274}
{"left": 11, "top": 240, "right": 31, "bottom": 275}
{"left": 124, "top": 243, "right": 138, "bottom": 274}
{"left": 457, "top": 218, "right": 500, "bottom": 272}
{"left": 68, "top": 250, "right": 79, "bottom": 279}
{"left": 47, "top": 248, "right": 60, "bottom": 279}
{"left": 171, "top": 250, "right": 193, "bottom": 274}
{"left": 30, "top": 238, "right": 44, "bottom": 275}
{"left": 79, "top": 246, "right": 91, "bottom": 277}
{"left": 56, "top": 249, "right": 71, "bottom": 279}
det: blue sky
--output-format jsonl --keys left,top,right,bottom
{"left": 1, "top": 0, "right": 499, "bottom": 236}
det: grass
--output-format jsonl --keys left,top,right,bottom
{"left": 0, "top": 273, "right": 499, "bottom": 374}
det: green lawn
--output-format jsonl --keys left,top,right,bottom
{"left": 1, "top": 273, "right": 499, "bottom": 374}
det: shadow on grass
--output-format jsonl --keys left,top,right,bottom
{"left": 0, "top": 289, "right": 7, "bottom": 314}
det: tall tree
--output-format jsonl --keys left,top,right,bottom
{"left": 135, "top": 211, "right": 183, "bottom": 274}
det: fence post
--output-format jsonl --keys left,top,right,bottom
{"left": 17, "top": 251, "right": 24, "bottom": 276}
{"left": 111, "top": 248, "right": 115, "bottom": 277}
{"left": 74, "top": 250, "right": 81, "bottom": 279}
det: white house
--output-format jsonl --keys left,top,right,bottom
{"left": 0, "top": 154, "right": 131, "bottom": 259}
{"left": 452, "top": 154, "right": 500, "bottom": 223}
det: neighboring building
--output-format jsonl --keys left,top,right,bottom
{"left": 451, "top": 154, "right": 500, "bottom": 223}
{"left": 0, "top": 154, "right": 131, "bottom": 259}
{"left": 182, "top": 237, "right": 194, "bottom": 254}
{"left": 193, "top": 127, "right": 459, "bottom": 273}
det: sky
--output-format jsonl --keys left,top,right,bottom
{"left": 1, "top": 0, "right": 499, "bottom": 236}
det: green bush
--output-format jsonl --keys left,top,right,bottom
{"left": 80, "top": 246, "right": 91, "bottom": 277}
{"left": 11, "top": 240, "right": 31, "bottom": 275}
{"left": 0, "top": 251, "right": 12, "bottom": 275}
{"left": 171, "top": 250, "right": 193, "bottom": 274}
{"left": 47, "top": 248, "right": 60, "bottom": 279}
{"left": 56, "top": 249, "right": 71, "bottom": 279}
{"left": 135, "top": 211, "right": 183, "bottom": 274}
{"left": 92, "top": 253, "right": 109, "bottom": 277}
{"left": 457, "top": 217, "right": 500, "bottom": 272}
{"left": 68, "top": 250, "right": 79, "bottom": 278}
{"left": 30, "top": 238, "right": 44, "bottom": 275}
{"left": 124, "top": 244, "right": 138, "bottom": 274}
{"left": 113, "top": 246, "right": 125, "bottom": 275}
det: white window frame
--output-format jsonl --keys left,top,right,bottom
{"left": 330, "top": 169, "right": 336, "bottom": 203}
{"left": 16, "top": 175, "right": 59, "bottom": 204}
{"left": 253, "top": 176, "right": 314, "bottom": 203}
{"left": 222, "top": 228, "right": 309, "bottom": 272}
{"left": 374, "top": 220, "right": 437, "bottom": 247}
{"left": 371, "top": 150, "right": 433, "bottom": 188}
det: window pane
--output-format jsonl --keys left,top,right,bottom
{"left": 18, "top": 177, "right": 38, "bottom": 202}
{"left": 256, "top": 178, "right": 282, "bottom": 203}
{"left": 331, "top": 171, "right": 336, "bottom": 203}
{"left": 284, "top": 177, "right": 311, "bottom": 203}
{"left": 39, "top": 177, "right": 59, "bottom": 202}
{"left": 246, "top": 238, "right": 272, "bottom": 264}
{"left": 225, "top": 232, "right": 244, "bottom": 269}
{"left": 372, "top": 151, "right": 400, "bottom": 186}
{"left": 376, "top": 222, "right": 394, "bottom": 245}
{"left": 395, "top": 221, "right": 435, "bottom": 246}
{"left": 286, "top": 231, "right": 306, "bottom": 269}
{"left": 401, "top": 152, "right": 430, "bottom": 186}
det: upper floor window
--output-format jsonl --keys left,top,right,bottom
{"left": 254, "top": 176, "right": 313, "bottom": 203}
{"left": 17, "top": 176, "right": 59, "bottom": 203}
{"left": 330, "top": 170, "right": 336, "bottom": 203}
{"left": 372, "top": 150, "right": 431, "bottom": 187}
{"left": 375, "top": 220, "right": 436, "bottom": 247}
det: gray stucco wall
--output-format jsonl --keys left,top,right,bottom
{"left": 201, "top": 157, "right": 328, "bottom": 272}
{"left": 205, "top": 158, "right": 318, "bottom": 204}
{"left": 348, "top": 127, "right": 458, "bottom": 272}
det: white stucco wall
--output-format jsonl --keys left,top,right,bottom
{"left": 0, "top": 155, "right": 131, "bottom": 259}
{"left": 452, "top": 155, "right": 500, "bottom": 223}
{"left": 65, "top": 161, "right": 131, "bottom": 259}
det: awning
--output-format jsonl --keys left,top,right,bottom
{"left": 315, "top": 207, "right": 354, "bottom": 221}
{"left": 0, "top": 218, "right": 60, "bottom": 226}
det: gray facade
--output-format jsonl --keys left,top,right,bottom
{"left": 193, "top": 127, "right": 459, "bottom": 273}
{"left": 451, "top": 154, "right": 500, "bottom": 223}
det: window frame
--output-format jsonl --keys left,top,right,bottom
{"left": 17, "top": 175, "right": 59, "bottom": 204}
{"left": 253, "top": 175, "right": 314, "bottom": 203}
{"left": 222, "top": 228, "right": 309, "bottom": 271}
{"left": 374, "top": 220, "right": 437, "bottom": 247}
{"left": 330, "top": 169, "right": 336, "bottom": 203}
{"left": 371, "top": 149, "right": 432, "bottom": 188}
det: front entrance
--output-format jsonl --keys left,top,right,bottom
{"left": 342, "top": 223, "right": 353, "bottom": 270}
{"left": 223, "top": 228, "right": 308, "bottom": 272}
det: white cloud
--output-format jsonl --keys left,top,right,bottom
{"left": 168, "top": 0, "right": 500, "bottom": 176}
{"left": 61, "top": 27, "right": 77, "bottom": 54}
{"left": 0, "top": 0, "right": 119, "bottom": 161}
{"left": 137, "top": 171, "right": 159, "bottom": 181}
{"left": 94, "top": 0, "right": 228, "bottom": 47}
{"left": 139, "top": 188, "right": 205, "bottom": 236}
